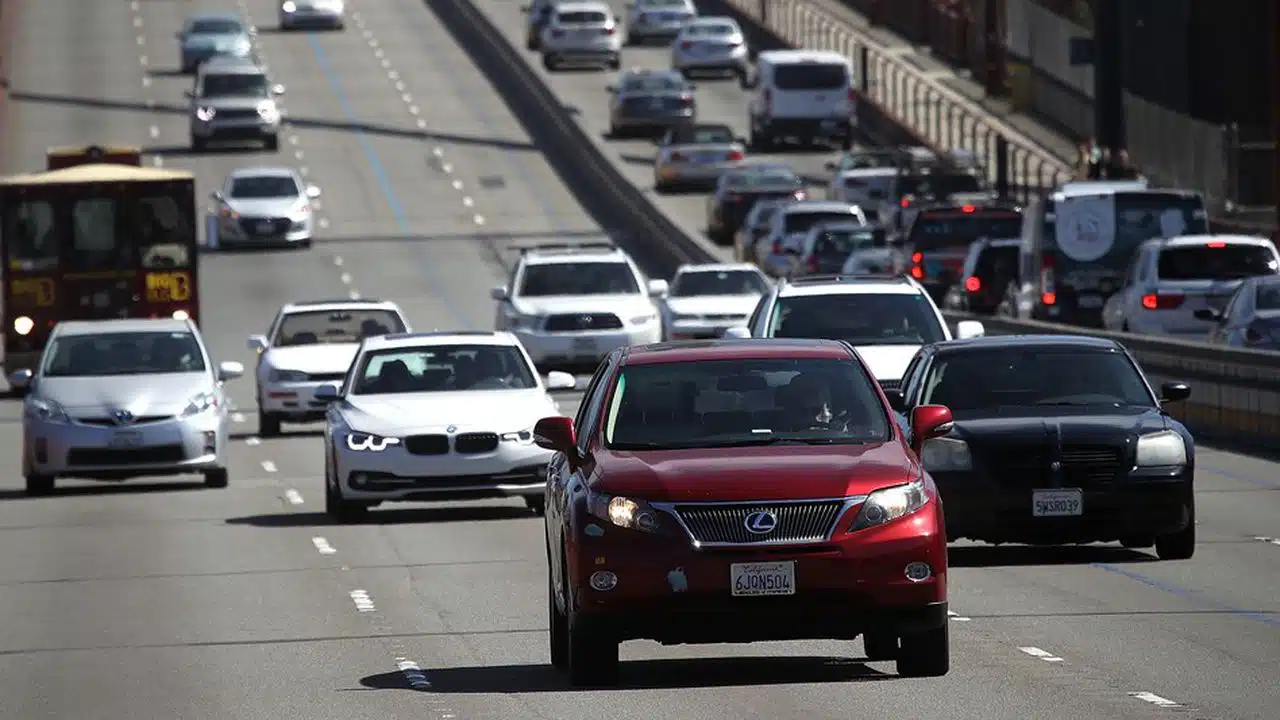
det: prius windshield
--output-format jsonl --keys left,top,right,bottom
{"left": 42, "top": 331, "right": 206, "bottom": 377}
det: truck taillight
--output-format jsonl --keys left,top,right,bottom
{"left": 727, "top": 150, "right": 744, "bottom": 161}
{"left": 965, "top": 276, "right": 981, "bottom": 292}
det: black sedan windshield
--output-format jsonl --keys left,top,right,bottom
{"left": 605, "top": 358, "right": 890, "bottom": 449}
{"left": 921, "top": 347, "right": 1155, "bottom": 413}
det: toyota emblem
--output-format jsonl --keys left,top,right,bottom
{"left": 743, "top": 510, "right": 778, "bottom": 535}
{"left": 579, "top": 314, "right": 594, "bottom": 326}
{"left": 446, "top": 425, "right": 458, "bottom": 434}
{"left": 112, "top": 409, "right": 135, "bottom": 425}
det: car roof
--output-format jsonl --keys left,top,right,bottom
{"left": 186, "top": 12, "right": 243, "bottom": 24}
{"left": 228, "top": 166, "right": 300, "bottom": 180}
{"left": 839, "top": 167, "right": 898, "bottom": 177}
{"left": 54, "top": 318, "right": 194, "bottom": 336}
{"left": 675, "top": 262, "right": 761, "bottom": 274}
{"left": 779, "top": 201, "right": 857, "bottom": 214}
{"left": 556, "top": 2, "right": 611, "bottom": 13}
{"left": 686, "top": 16, "right": 738, "bottom": 27}
{"left": 621, "top": 68, "right": 683, "bottom": 81}
{"left": 935, "top": 334, "right": 1122, "bottom": 352}
{"left": 777, "top": 274, "right": 923, "bottom": 297}
{"left": 758, "top": 49, "right": 848, "bottom": 65}
{"left": 281, "top": 299, "right": 401, "bottom": 314}
{"left": 361, "top": 330, "right": 518, "bottom": 351}
{"left": 624, "top": 338, "right": 854, "bottom": 365}
{"left": 201, "top": 60, "right": 265, "bottom": 76}
{"left": 519, "top": 241, "right": 630, "bottom": 265}
{"left": 1151, "top": 234, "right": 1275, "bottom": 249}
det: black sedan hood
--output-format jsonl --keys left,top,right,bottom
{"left": 950, "top": 406, "right": 1168, "bottom": 446}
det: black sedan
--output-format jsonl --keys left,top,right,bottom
{"left": 606, "top": 70, "right": 696, "bottom": 138}
{"left": 704, "top": 162, "right": 807, "bottom": 245}
{"left": 889, "top": 334, "right": 1196, "bottom": 560}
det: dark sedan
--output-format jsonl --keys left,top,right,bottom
{"left": 889, "top": 334, "right": 1196, "bottom": 560}
{"left": 705, "top": 163, "right": 807, "bottom": 245}
{"left": 607, "top": 70, "right": 696, "bottom": 138}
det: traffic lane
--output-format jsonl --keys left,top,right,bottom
{"left": 471, "top": 0, "right": 840, "bottom": 266}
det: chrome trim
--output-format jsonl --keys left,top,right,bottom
{"left": 650, "top": 495, "right": 868, "bottom": 549}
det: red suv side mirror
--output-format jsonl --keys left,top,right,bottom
{"left": 910, "top": 405, "right": 954, "bottom": 454}
{"left": 534, "top": 416, "right": 576, "bottom": 453}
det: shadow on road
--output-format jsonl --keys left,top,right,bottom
{"left": 0, "top": 480, "right": 208, "bottom": 501}
{"left": 226, "top": 504, "right": 533, "bottom": 527}
{"left": 949, "top": 544, "right": 1156, "bottom": 567}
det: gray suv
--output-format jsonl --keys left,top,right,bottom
{"left": 187, "top": 57, "right": 283, "bottom": 152}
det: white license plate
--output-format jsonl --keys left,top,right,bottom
{"left": 1077, "top": 294, "right": 1103, "bottom": 308}
{"left": 730, "top": 560, "right": 796, "bottom": 597}
{"left": 1032, "top": 489, "right": 1082, "bottom": 517}
{"left": 256, "top": 221, "right": 274, "bottom": 233}
{"left": 109, "top": 430, "right": 143, "bottom": 448}
{"left": 572, "top": 337, "right": 596, "bottom": 353}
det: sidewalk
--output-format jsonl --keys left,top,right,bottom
{"left": 716, "top": 0, "right": 1269, "bottom": 234}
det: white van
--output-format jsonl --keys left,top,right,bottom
{"left": 745, "top": 50, "right": 855, "bottom": 151}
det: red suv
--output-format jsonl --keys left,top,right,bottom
{"left": 534, "top": 338, "right": 955, "bottom": 686}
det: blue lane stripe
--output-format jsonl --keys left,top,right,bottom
{"left": 1092, "top": 562, "right": 1280, "bottom": 628}
{"left": 303, "top": 34, "right": 471, "bottom": 328}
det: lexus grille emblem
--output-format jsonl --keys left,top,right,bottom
{"left": 1050, "top": 460, "right": 1062, "bottom": 471}
{"left": 743, "top": 510, "right": 778, "bottom": 535}
{"left": 446, "top": 425, "right": 458, "bottom": 434}
{"left": 112, "top": 409, "right": 135, "bottom": 425}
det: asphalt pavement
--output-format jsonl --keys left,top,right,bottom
{"left": 0, "top": 0, "right": 1276, "bottom": 717}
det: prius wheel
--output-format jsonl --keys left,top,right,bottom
{"left": 896, "top": 622, "right": 949, "bottom": 677}
{"left": 24, "top": 474, "right": 54, "bottom": 496}
{"left": 203, "top": 468, "right": 229, "bottom": 488}
{"left": 548, "top": 570, "right": 569, "bottom": 669}
{"left": 258, "top": 409, "right": 281, "bottom": 438}
{"left": 863, "top": 630, "right": 899, "bottom": 660}
{"left": 566, "top": 610, "right": 619, "bottom": 686}
{"left": 325, "top": 480, "right": 366, "bottom": 523}
{"left": 1155, "top": 507, "right": 1196, "bottom": 560}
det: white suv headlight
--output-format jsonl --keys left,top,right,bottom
{"left": 184, "top": 391, "right": 218, "bottom": 416}
{"left": 850, "top": 479, "right": 929, "bottom": 531}
{"left": 1135, "top": 430, "right": 1187, "bottom": 468}
{"left": 920, "top": 437, "right": 972, "bottom": 472}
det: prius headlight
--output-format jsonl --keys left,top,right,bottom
{"left": 183, "top": 391, "right": 218, "bottom": 416}
{"left": 1135, "top": 430, "right": 1187, "bottom": 468}
{"left": 25, "top": 397, "right": 69, "bottom": 424}
{"left": 346, "top": 432, "right": 401, "bottom": 452}
{"left": 501, "top": 429, "right": 535, "bottom": 443}
{"left": 850, "top": 479, "right": 929, "bottom": 531}
{"left": 920, "top": 437, "right": 972, "bottom": 472}
{"left": 268, "top": 368, "right": 308, "bottom": 383}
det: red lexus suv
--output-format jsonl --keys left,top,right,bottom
{"left": 534, "top": 338, "right": 955, "bottom": 687}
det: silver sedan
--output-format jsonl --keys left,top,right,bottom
{"left": 211, "top": 166, "right": 321, "bottom": 249}
{"left": 653, "top": 123, "right": 746, "bottom": 192}
{"left": 670, "top": 17, "right": 749, "bottom": 79}
{"left": 279, "top": 0, "right": 346, "bottom": 30}
{"left": 10, "top": 318, "right": 245, "bottom": 495}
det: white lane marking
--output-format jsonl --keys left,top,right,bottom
{"left": 142, "top": 76, "right": 151, "bottom": 88}
{"left": 451, "top": 179, "right": 463, "bottom": 190}
{"left": 462, "top": 196, "right": 474, "bottom": 207}
{"left": 245, "top": 436, "right": 261, "bottom": 446}
{"left": 349, "top": 589, "right": 377, "bottom": 612}
{"left": 432, "top": 147, "right": 444, "bottom": 157}
{"left": 294, "top": 149, "right": 305, "bottom": 160}
{"left": 288, "top": 135, "right": 299, "bottom": 145}
{"left": 394, "top": 80, "right": 405, "bottom": 92}
{"left": 130, "top": 0, "right": 139, "bottom": 11}
{"left": 1253, "top": 536, "right": 1280, "bottom": 546}
{"left": 473, "top": 214, "right": 486, "bottom": 225}
{"left": 133, "top": 16, "right": 143, "bottom": 27}
{"left": 138, "top": 55, "right": 148, "bottom": 66}
{"left": 136, "top": 35, "right": 145, "bottom": 46}
{"left": 349, "top": 289, "right": 361, "bottom": 299}
{"left": 396, "top": 658, "right": 431, "bottom": 689}
{"left": 1018, "top": 646, "right": 1064, "bottom": 663}
{"left": 388, "top": 70, "right": 399, "bottom": 80}
{"left": 312, "top": 536, "right": 337, "bottom": 554}
{"left": 340, "top": 272, "right": 352, "bottom": 284}
{"left": 417, "top": 118, "right": 427, "bottom": 129}
{"left": 441, "top": 163, "right": 453, "bottom": 174}
{"left": 408, "top": 105, "right": 419, "bottom": 115}
{"left": 152, "top": 156, "right": 163, "bottom": 167}
{"left": 318, "top": 217, "right": 330, "bottom": 229}
{"left": 261, "top": 460, "right": 278, "bottom": 473}
{"left": 231, "top": 412, "right": 245, "bottom": 423}
{"left": 299, "top": 166, "right": 309, "bottom": 176}
{"left": 401, "top": 93, "right": 413, "bottom": 104}
{"left": 947, "top": 610, "right": 971, "bottom": 622}
{"left": 148, "top": 125, "right": 159, "bottom": 139}
{"left": 381, "top": 58, "right": 391, "bottom": 69}
{"left": 1129, "top": 692, "right": 1182, "bottom": 708}
{"left": 284, "top": 489, "right": 304, "bottom": 505}
{"left": 333, "top": 256, "right": 344, "bottom": 266}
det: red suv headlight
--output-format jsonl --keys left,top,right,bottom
{"left": 586, "top": 491, "right": 662, "bottom": 533}
{"left": 849, "top": 478, "right": 928, "bottom": 531}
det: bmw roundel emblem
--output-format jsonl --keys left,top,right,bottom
{"left": 743, "top": 510, "right": 778, "bottom": 535}
{"left": 446, "top": 425, "right": 458, "bottom": 434}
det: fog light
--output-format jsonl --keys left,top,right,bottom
{"left": 13, "top": 316, "right": 33, "bottom": 335}
{"left": 904, "top": 562, "right": 932, "bottom": 582}
{"left": 589, "top": 570, "right": 618, "bottom": 591}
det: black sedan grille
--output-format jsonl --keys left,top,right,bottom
{"left": 239, "top": 217, "right": 292, "bottom": 236}
{"left": 67, "top": 445, "right": 187, "bottom": 466}
{"left": 404, "top": 434, "right": 450, "bottom": 456}
{"left": 454, "top": 432, "right": 499, "bottom": 454}
{"left": 216, "top": 108, "right": 262, "bottom": 121}
{"left": 544, "top": 313, "right": 623, "bottom": 331}
{"left": 672, "top": 500, "right": 845, "bottom": 545}
{"left": 987, "top": 444, "right": 1126, "bottom": 487}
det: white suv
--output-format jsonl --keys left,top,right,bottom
{"left": 539, "top": 2, "right": 622, "bottom": 71}
{"left": 726, "top": 274, "right": 984, "bottom": 388}
{"left": 490, "top": 241, "right": 667, "bottom": 369}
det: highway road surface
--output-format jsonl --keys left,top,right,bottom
{"left": 0, "top": 0, "right": 1276, "bottom": 717}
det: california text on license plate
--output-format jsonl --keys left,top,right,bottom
{"left": 731, "top": 560, "right": 796, "bottom": 597}
{"left": 109, "top": 430, "right": 143, "bottom": 448}
{"left": 1032, "top": 489, "right": 1083, "bottom": 517}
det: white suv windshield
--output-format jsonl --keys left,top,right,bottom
{"left": 519, "top": 262, "right": 640, "bottom": 296}
{"left": 770, "top": 293, "right": 946, "bottom": 345}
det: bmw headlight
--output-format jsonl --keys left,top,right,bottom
{"left": 586, "top": 491, "right": 661, "bottom": 533}
{"left": 25, "top": 397, "right": 69, "bottom": 424}
{"left": 184, "top": 391, "right": 218, "bottom": 416}
{"left": 500, "top": 429, "right": 534, "bottom": 443}
{"left": 630, "top": 313, "right": 656, "bottom": 325}
{"left": 345, "top": 432, "right": 401, "bottom": 452}
{"left": 1135, "top": 430, "right": 1187, "bottom": 468}
{"left": 920, "top": 437, "right": 972, "bottom": 472}
{"left": 850, "top": 478, "right": 928, "bottom": 531}
{"left": 196, "top": 107, "right": 216, "bottom": 121}
{"left": 268, "top": 368, "right": 308, "bottom": 383}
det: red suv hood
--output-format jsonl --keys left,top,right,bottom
{"left": 594, "top": 443, "right": 916, "bottom": 502}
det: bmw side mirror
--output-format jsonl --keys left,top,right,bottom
{"left": 217, "top": 361, "right": 245, "bottom": 382}
{"left": 314, "top": 383, "right": 341, "bottom": 402}
{"left": 545, "top": 371, "right": 577, "bottom": 391}
{"left": 1160, "top": 381, "right": 1191, "bottom": 403}
{"left": 6, "top": 368, "right": 33, "bottom": 390}
{"left": 247, "top": 334, "right": 268, "bottom": 352}
{"left": 647, "top": 279, "right": 669, "bottom": 298}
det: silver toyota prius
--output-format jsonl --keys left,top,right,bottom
{"left": 9, "top": 318, "right": 245, "bottom": 495}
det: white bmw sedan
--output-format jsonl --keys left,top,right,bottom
{"left": 318, "top": 331, "right": 577, "bottom": 522}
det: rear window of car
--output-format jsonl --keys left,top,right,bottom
{"left": 603, "top": 357, "right": 890, "bottom": 449}
{"left": 686, "top": 22, "right": 736, "bottom": 36}
{"left": 557, "top": 10, "right": 607, "bottom": 23}
{"left": 896, "top": 173, "right": 984, "bottom": 198}
{"left": 728, "top": 171, "right": 801, "bottom": 189}
{"left": 670, "top": 125, "right": 733, "bottom": 144}
{"left": 909, "top": 211, "right": 1023, "bottom": 252}
{"left": 623, "top": 75, "right": 686, "bottom": 93}
{"left": 1157, "top": 244, "right": 1279, "bottom": 281}
{"left": 769, "top": 292, "right": 947, "bottom": 346}
{"left": 783, "top": 210, "right": 860, "bottom": 235}
{"left": 773, "top": 63, "right": 848, "bottom": 90}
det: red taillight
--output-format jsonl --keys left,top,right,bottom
{"left": 681, "top": 41, "right": 693, "bottom": 49}
{"left": 965, "top": 276, "right": 981, "bottom": 292}
{"left": 961, "top": 204, "right": 976, "bottom": 213}
{"left": 1141, "top": 293, "right": 1184, "bottom": 310}
{"left": 911, "top": 251, "right": 923, "bottom": 263}
{"left": 603, "top": 27, "right": 615, "bottom": 35}
{"left": 1206, "top": 241, "right": 1227, "bottom": 248}
{"left": 680, "top": 95, "right": 693, "bottom": 107}
{"left": 727, "top": 150, "right": 744, "bottom": 161}
{"left": 900, "top": 196, "right": 913, "bottom": 208}
{"left": 910, "top": 266, "right": 924, "bottom": 279}
{"left": 1042, "top": 292, "right": 1057, "bottom": 305}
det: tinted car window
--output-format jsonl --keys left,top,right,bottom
{"left": 920, "top": 347, "right": 1153, "bottom": 414}
{"left": 352, "top": 345, "right": 536, "bottom": 394}
{"left": 558, "top": 11, "right": 608, "bottom": 23}
{"left": 686, "top": 22, "right": 736, "bottom": 36}
{"left": 813, "top": 229, "right": 880, "bottom": 256}
{"left": 773, "top": 63, "right": 847, "bottom": 90}
{"left": 190, "top": 19, "right": 243, "bottom": 34}
{"left": 671, "top": 270, "right": 767, "bottom": 296}
{"left": 783, "top": 210, "right": 860, "bottom": 235}
{"left": 275, "top": 309, "right": 406, "bottom": 346}
{"left": 622, "top": 75, "right": 686, "bottom": 93}
{"left": 910, "top": 211, "right": 1023, "bottom": 251}
{"left": 727, "top": 171, "right": 802, "bottom": 189}
{"left": 201, "top": 73, "right": 268, "bottom": 98}
{"left": 670, "top": 125, "right": 734, "bottom": 144}
{"left": 519, "top": 262, "right": 640, "bottom": 296}
{"left": 604, "top": 358, "right": 890, "bottom": 448}
{"left": 770, "top": 293, "right": 947, "bottom": 345}
{"left": 1157, "top": 245, "right": 1278, "bottom": 281}
{"left": 43, "top": 331, "right": 206, "bottom": 376}
{"left": 897, "top": 173, "right": 983, "bottom": 198}
{"left": 229, "top": 176, "right": 299, "bottom": 198}
{"left": 1256, "top": 280, "right": 1280, "bottom": 310}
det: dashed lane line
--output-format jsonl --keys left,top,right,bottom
{"left": 312, "top": 536, "right": 336, "bottom": 554}
{"left": 349, "top": 589, "right": 376, "bottom": 612}
{"left": 284, "top": 489, "right": 304, "bottom": 505}
{"left": 245, "top": 436, "right": 262, "bottom": 446}
{"left": 261, "top": 460, "right": 278, "bottom": 473}
{"left": 1129, "top": 691, "right": 1182, "bottom": 709}
{"left": 1018, "top": 646, "right": 1064, "bottom": 663}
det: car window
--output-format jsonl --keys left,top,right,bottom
{"left": 557, "top": 10, "right": 608, "bottom": 24}
{"left": 727, "top": 171, "right": 802, "bottom": 189}
{"left": 909, "top": 210, "right": 1022, "bottom": 251}
{"left": 273, "top": 309, "right": 406, "bottom": 346}
{"left": 576, "top": 355, "right": 617, "bottom": 453}
{"left": 772, "top": 63, "right": 847, "bottom": 90}
{"left": 669, "top": 125, "right": 734, "bottom": 144}
{"left": 350, "top": 344, "right": 536, "bottom": 395}
{"left": 1255, "top": 281, "right": 1280, "bottom": 311}
{"left": 518, "top": 262, "right": 640, "bottom": 296}
{"left": 42, "top": 331, "right": 206, "bottom": 377}
{"left": 200, "top": 73, "right": 268, "bottom": 98}
{"left": 1157, "top": 244, "right": 1279, "bottom": 281}
{"left": 685, "top": 22, "right": 736, "bottom": 36}
{"left": 812, "top": 229, "right": 879, "bottom": 257}
{"left": 783, "top": 210, "right": 861, "bottom": 235}
{"left": 769, "top": 292, "right": 946, "bottom": 346}
{"left": 229, "top": 175, "right": 299, "bottom": 199}
{"left": 603, "top": 357, "right": 890, "bottom": 449}
{"left": 189, "top": 19, "right": 243, "bottom": 34}
{"left": 920, "top": 347, "right": 1154, "bottom": 415}
{"left": 671, "top": 269, "right": 767, "bottom": 296}
{"left": 622, "top": 75, "right": 686, "bottom": 93}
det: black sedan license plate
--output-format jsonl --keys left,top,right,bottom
{"left": 1032, "top": 489, "right": 1082, "bottom": 517}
